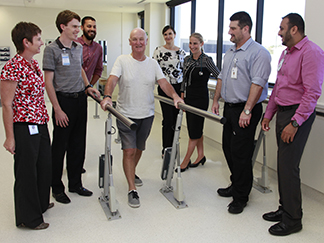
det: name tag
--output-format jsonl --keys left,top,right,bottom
{"left": 62, "top": 53, "right": 70, "bottom": 66}
{"left": 28, "top": 125, "right": 39, "bottom": 135}
{"left": 277, "top": 59, "right": 284, "bottom": 71}
{"left": 231, "top": 67, "right": 238, "bottom": 79}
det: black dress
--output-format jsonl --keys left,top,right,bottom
{"left": 182, "top": 53, "right": 219, "bottom": 139}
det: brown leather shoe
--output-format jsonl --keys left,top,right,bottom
{"left": 48, "top": 202, "right": 54, "bottom": 209}
{"left": 34, "top": 222, "right": 49, "bottom": 230}
{"left": 18, "top": 222, "right": 49, "bottom": 230}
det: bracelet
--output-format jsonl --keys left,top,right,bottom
{"left": 103, "top": 95, "right": 112, "bottom": 99}
{"left": 85, "top": 84, "right": 93, "bottom": 90}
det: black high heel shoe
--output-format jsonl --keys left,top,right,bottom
{"left": 175, "top": 160, "right": 191, "bottom": 173}
{"left": 189, "top": 156, "right": 206, "bottom": 168}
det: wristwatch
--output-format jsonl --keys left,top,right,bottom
{"left": 85, "top": 84, "right": 93, "bottom": 90}
{"left": 243, "top": 109, "right": 251, "bottom": 115}
{"left": 291, "top": 120, "right": 299, "bottom": 128}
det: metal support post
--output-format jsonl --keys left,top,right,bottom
{"left": 155, "top": 94, "right": 226, "bottom": 208}
{"left": 93, "top": 81, "right": 100, "bottom": 119}
{"left": 252, "top": 129, "right": 272, "bottom": 193}
{"left": 160, "top": 109, "right": 188, "bottom": 209}
{"left": 98, "top": 112, "right": 121, "bottom": 220}
{"left": 89, "top": 94, "right": 137, "bottom": 220}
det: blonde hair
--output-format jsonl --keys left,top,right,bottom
{"left": 190, "top": 32, "right": 204, "bottom": 52}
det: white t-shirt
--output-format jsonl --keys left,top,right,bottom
{"left": 110, "top": 54, "right": 165, "bottom": 119}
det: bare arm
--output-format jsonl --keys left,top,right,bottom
{"left": 100, "top": 74, "right": 119, "bottom": 110}
{"left": 89, "top": 74, "right": 101, "bottom": 86}
{"left": 82, "top": 68, "right": 100, "bottom": 98}
{"left": 211, "top": 78, "right": 222, "bottom": 115}
{"left": 157, "top": 78, "right": 184, "bottom": 108}
{"left": 44, "top": 70, "right": 69, "bottom": 127}
{"left": 0, "top": 80, "right": 17, "bottom": 154}
{"left": 240, "top": 83, "right": 263, "bottom": 128}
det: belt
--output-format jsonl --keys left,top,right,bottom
{"left": 56, "top": 91, "right": 85, "bottom": 98}
{"left": 225, "top": 102, "right": 246, "bottom": 107}
{"left": 277, "top": 104, "right": 299, "bottom": 112}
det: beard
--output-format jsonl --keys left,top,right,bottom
{"left": 83, "top": 30, "right": 96, "bottom": 41}
{"left": 281, "top": 27, "right": 292, "bottom": 46}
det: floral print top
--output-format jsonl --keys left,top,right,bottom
{"left": 0, "top": 54, "right": 49, "bottom": 124}
{"left": 153, "top": 46, "right": 186, "bottom": 84}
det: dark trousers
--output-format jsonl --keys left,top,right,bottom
{"left": 222, "top": 102, "right": 262, "bottom": 203}
{"left": 13, "top": 123, "right": 51, "bottom": 228}
{"left": 276, "top": 108, "right": 315, "bottom": 226}
{"left": 51, "top": 93, "right": 87, "bottom": 194}
{"left": 158, "top": 83, "right": 181, "bottom": 152}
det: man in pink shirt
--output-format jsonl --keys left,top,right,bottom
{"left": 76, "top": 16, "right": 103, "bottom": 86}
{"left": 76, "top": 16, "right": 103, "bottom": 173}
{"left": 261, "top": 13, "right": 324, "bottom": 236}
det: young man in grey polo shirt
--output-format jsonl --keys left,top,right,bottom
{"left": 43, "top": 10, "right": 100, "bottom": 204}
{"left": 212, "top": 11, "right": 271, "bottom": 214}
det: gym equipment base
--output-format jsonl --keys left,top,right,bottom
{"left": 99, "top": 194, "right": 121, "bottom": 221}
{"left": 253, "top": 179, "right": 272, "bottom": 193}
{"left": 160, "top": 187, "right": 188, "bottom": 209}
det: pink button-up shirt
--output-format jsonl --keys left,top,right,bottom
{"left": 264, "top": 36, "right": 324, "bottom": 125}
{"left": 76, "top": 36, "right": 103, "bottom": 82}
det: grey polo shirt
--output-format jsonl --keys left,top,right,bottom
{"left": 43, "top": 38, "right": 85, "bottom": 93}
{"left": 219, "top": 38, "right": 271, "bottom": 104}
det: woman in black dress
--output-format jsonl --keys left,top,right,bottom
{"left": 179, "top": 33, "right": 220, "bottom": 172}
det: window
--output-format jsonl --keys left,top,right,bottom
{"left": 174, "top": 1, "right": 191, "bottom": 56}
{"left": 223, "top": 0, "right": 257, "bottom": 42}
{"left": 168, "top": 0, "right": 305, "bottom": 77}
{"left": 262, "top": 0, "right": 305, "bottom": 84}
{"left": 222, "top": 0, "right": 257, "bottom": 67}
{"left": 195, "top": 0, "right": 218, "bottom": 64}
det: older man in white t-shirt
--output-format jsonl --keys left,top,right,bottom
{"left": 100, "top": 28, "right": 183, "bottom": 208}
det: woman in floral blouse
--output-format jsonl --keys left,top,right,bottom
{"left": 0, "top": 22, "right": 52, "bottom": 230}
{"left": 153, "top": 25, "right": 186, "bottom": 157}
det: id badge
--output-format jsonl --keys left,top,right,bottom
{"left": 62, "top": 53, "right": 70, "bottom": 66}
{"left": 277, "top": 59, "right": 284, "bottom": 71}
{"left": 231, "top": 67, "right": 238, "bottom": 79}
{"left": 28, "top": 125, "right": 39, "bottom": 135}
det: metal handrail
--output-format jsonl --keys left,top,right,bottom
{"left": 154, "top": 94, "right": 226, "bottom": 124}
{"left": 88, "top": 94, "right": 137, "bottom": 131}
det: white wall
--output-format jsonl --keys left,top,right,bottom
{"left": 144, "top": 3, "right": 169, "bottom": 57}
{"left": 0, "top": 6, "right": 137, "bottom": 74}
{"left": 305, "top": 0, "right": 324, "bottom": 107}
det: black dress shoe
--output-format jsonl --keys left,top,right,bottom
{"left": 53, "top": 192, "right": 71, "bottom": 204}
{"left": 217, "top": 185, "right": 233, "bottom": 197}
{"left": 269, "top": 221, "right": 302, "bottom": 236}
{"left": 175, "top": 160, "right": 191, "bottom": 173}
{"left": 263, "top": 206, "right": 284, "bottom": 222}
{"left": 69, "top": 187, "right": 93, "bottom": 196}
{"left": 189, "top": 156, "right": 206, "bottom": 168}
{"left": 228, "top": 200, "right": 247, "bottom": 214}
